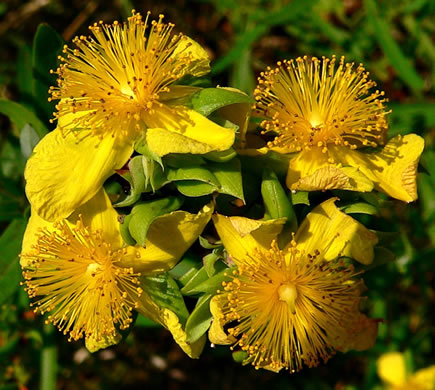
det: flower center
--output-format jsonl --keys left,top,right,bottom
{"left": 48, "top": 11, "right": 197, "bottom": 140}
{"left": 21, "top": 217, "right": 142, "bottom": 342}
{"left": 219, "top": 241, "right": 363, "bottom": 372}
{"left": 254, "top": 56, "right": 390, "bottom": 154}
{"left": 278, "top": 283, "right": 298, "bottom": 314}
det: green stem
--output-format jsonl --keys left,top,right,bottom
{"left": 40, "top": 324, "right": 57, "bottom": 390}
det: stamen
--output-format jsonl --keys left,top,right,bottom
{"left": 48, "top": 11, "right": 197, "bottom": 140}
{"left": 20, "top": 217, "right": 141, "bottom": 342}
{"left": 218, "top": 241, "right": 364, "bottom": 372}
{"left": 254, "top": 56, "right": 390, "bottom": 154}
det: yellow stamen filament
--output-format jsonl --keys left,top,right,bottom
{"left": 254, "top": 55, "right": 390, "bottom": 154}
{"left": 21, "top": 217, "right": 142, "bottom": 342}
{"left": 48, "top": 10, "right": 196, "bottom": 140}
{"left": 219, "top": 241, "right": 363, "bottom": 372}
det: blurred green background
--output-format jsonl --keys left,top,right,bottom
{"left": 0, "top": 0, "right": 434, "bottom": 389}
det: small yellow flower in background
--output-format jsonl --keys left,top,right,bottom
{"left": 21, "top": 189, "right": 213, "bottom": 355}
{"left": 25, "top": 11, "right": 235, "bottom": 221}
{"left": 209, "top": 198, "right": 379, "bottom": 372}
{"left": 252, "top": 55, "right": 424, "bottom": 202}
{"left": 377, "top": 352, "right": 435, "bottom": 390}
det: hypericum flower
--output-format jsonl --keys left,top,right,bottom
{"left": 251, "top": 56, "right": 424, "bottom": 202}
{"left": 209, "top": 198, "right": 379, "bottom": 372}
{"left": 21, "top": 189, "right": 213, "bottom": 354}
{"left": 25, "top": 11, "right": 236, "bottom": 222}
{"left": 377, "top": 352, "right": 435, "bottom": 390}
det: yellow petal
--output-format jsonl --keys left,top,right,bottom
{"left": 208, "top": 295, "right": 235, "bottom": 345}
{"left": 377, "top": 352, "right": 407, "bottom": 386}
{"left": 21, "top": 190, "right": 123, "bottom": 267}
{"left": 161, "top": 308, "right": 206, "bottom": 358}
{"left": 293, "top": 198, "right": 378, "bottom": 264}
{"left": 136, "top": 290, "right": 205, "bottom": 358}
{"left": 287, "top": 149, "right": 374, "bottom": 192}
{"left": 69, "top": 189, "right": 124, "bottom": 249}
{"left": 330, "top": 134, "right": 425, "bottom": 202}
{"left": 212, "top": 214, "right": 286, "bottom": 263}
{"left": 85, "top": 331, "right": 122, "bottom": 353}
{"left": 332, "top": 314, "right": 379, "bottom": 353}
{"left": 171, "top": 36, "right": 210, "bottom": 77}
{"left": 118, "top": 204, "right": 213, "bottom": 274}
{"left": 20, "top": 211, "right": 53, "bottom": 268}
{"left": 144, "top": 105, "right": 235, "bottom": 156}
{"left": 25, "top": 129, "right": 134, "bottom": 221}
{"left": 410, "top": 365, "right": 435, "bottom": 390}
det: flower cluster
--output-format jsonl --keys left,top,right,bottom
{"left": 20, "top": 9, "right": 424, "bottom": 376}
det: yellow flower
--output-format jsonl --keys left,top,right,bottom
{"left": 377, "top": 352, "right": 435, "bottom": 390}
{"left": 209, "top": 198, "right": 379, "bottom": 372}
{"left": 25, "top": 11, "right": 235, "bottom": 221}
{"left": 21, "top": 189, "right": 213, "bottom": 355}
{"left": 252, "top": 56, "right": 424, "bottom": 202}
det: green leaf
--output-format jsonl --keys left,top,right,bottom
{"left": 117, "top": 149, "right": 167, "bottom": 201}
{"left": 203, "top": 148, "right": 237, "bottom": 163}
{"left": 175, "top": 181, "right": 217, "bottom": 197}
{"left": 198, "top": 236, "right": 222, "bottom": 250}
{"left": 190, "top": 88, "right": 253, "bottom": 117}
{"left": 143, "top": 156, "right": 167, "bottom": 192}
{"left": 119, "top": 213, "right": 136, "bottom": 246}
{"left": 181, "top": 261, "right": 228, "bottom": 296}
{"left": 203, "top": 253, "right": 221, "bottom": 277}
{"left": 0, "top": 219, "right": 27, "bottom": 305}
{"left": 168, "top": 251, "right": 202, "bottom": 286}
{"left": 168, "top": 159, "right": 244, "bottom": 200}
{"left": 134, "top": 137, "right": 163, "bottom": 168}
{"left": 115, "top": 156, "right": 146, "bottom": 207}
{"left": 164, "top": 153, "right": 205, "bottom": 168}
{"left": 141, "top": 273, "right": 189, "bottom": 325}
{"left": 340, "top": 202, "right": 379, "bottom": 216}
{"left": 167, "top": 165, "right": 220, "bottom": 197}
{"left": 128, "top": 197, "right": 183, "bottom": 246}
{"left": 166, "top": 166, "right": 220, "bottom": 186}
{"left": 261, "top": 169, "right": 296, "bottom": 227}
{"left": 290, "top": 191, "right": 310, "bottom": 206}
{"left": 32, "top": 23, "right": 64, "bottom": 121}
{"left": 180, "top": 267, "right": 209, "bottom": 295}
{"left": 209, "top": 158, "right": 245, "bottom": 202}
{"left": 0, "top": 98, "right": 48, "bottom": 138}
{"left": 365, "top": 0, "right": 424, "bottom": 94}
{"left": 19, "top": 124, "right": 40, "bottom": 159}
{"left": 182, "top": 266, "right": 232, "bottom": 296}
{"left": 185, "top": 294, "right": 213, "bottom": 343}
